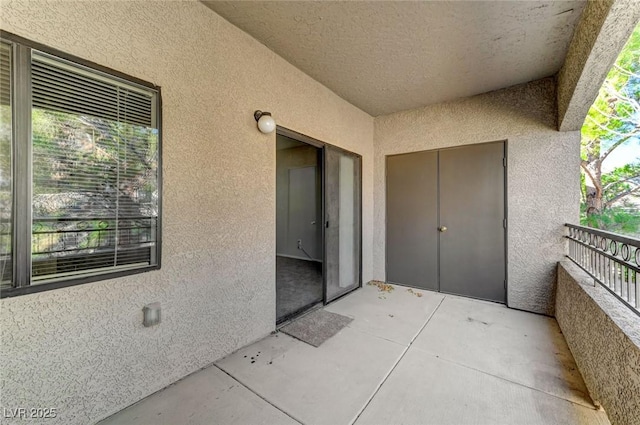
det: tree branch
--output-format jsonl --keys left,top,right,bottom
{"left": 603, "top": 173, "right": 640, "bottom": 191}
{"left": 591, "top": 104, "right": 637, "bottom": 124}
{"left": 604, "top": 185, "right": 640, "bottom": 208}
{"left": 614, "top": 64, "right": 640, "bottom": 78}
{"left": 603, "top": 83, "right": 640, "bottom": 114}
{"left": 599, "top": 131, "right": 640, "bottom": 163}
{"left": 581, "top": 161, "right": 600, "bottom": 188}
{"left": 585, "top": 115, "right": 638, "bottom": 138}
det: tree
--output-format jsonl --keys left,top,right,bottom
{"left": 31, "top": 108, "right": 158, "bottom": 219}
{"left": 30, "top": 108, "right": 159, "bottom": 261}
{"left": 581, "top": 24, "right": 640, "bottom": 233}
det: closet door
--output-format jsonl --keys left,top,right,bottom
{"left": 439, "top": 142, "right": 506, "bottom": 302}
{"left": 386, "top": 152, "right": 438, "bottom": 290}
{"left": 385, "top": 142, "right": 506, "bottom": 303}
{"left": 324, "top": 146, "right": 361, "bottom": 303}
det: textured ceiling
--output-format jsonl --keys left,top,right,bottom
{"left": 203, "top": 1, "right": 586, "bottom": 116}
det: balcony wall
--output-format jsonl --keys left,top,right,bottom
{"left": 373, "top": 78, "right": 581, "bottom": 315}
{"left": 0, "top": 1, "right": 374, "bottom": 424}
{"left": 556, "top": 260, "right": 640, "bottom": 425}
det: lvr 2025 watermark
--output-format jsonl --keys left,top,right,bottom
{"left": 3, "top": 408, "right": 57, "bottom": 419}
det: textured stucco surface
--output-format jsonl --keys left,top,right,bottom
{"left": 0, "top": 1, "right": 373, "bottom": 424}
{"left": 556, "top": 261, "right": 640, "bottom": 425}
{"left": 204, "top": 1, "right": 585, "bottom": 116}
{"left": 374, "top": 78, "right": 580, "bottom": 315}
{"left": 557, "top": 0, "right": 640, "bottom": 131}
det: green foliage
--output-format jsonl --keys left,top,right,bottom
{"left": 31, "top": 108, "right": 158, "bottom": 218}
{"left": 600, "top": 163, "right": 640, "bottom": 204}
{"left": 581, "top": 205, "right": 640, "bottom": 237}
{"left": 582, "top": 25, "right": 640, "bottom": 150}
{"left": 580, "top": 24, "right": 640, "bottom": 236}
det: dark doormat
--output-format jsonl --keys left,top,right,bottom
{"left": 281, "top": 309, "right": 353, "bottom": 347}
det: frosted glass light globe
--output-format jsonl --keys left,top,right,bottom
{"left": 257, "top": 114, "right": 276, "bottom": 134}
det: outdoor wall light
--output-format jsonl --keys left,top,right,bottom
{"left": 254, "top": 110, "right": 276, "bottom": 134}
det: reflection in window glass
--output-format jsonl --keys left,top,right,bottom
{"left": 0, "top": 42, "right": 12, "bottom": 287}
{"left": 338, "top": 155, "right": 355, "bottom": 288}
{"left": 31, "top": 110, "right": 158, "bottom": 282}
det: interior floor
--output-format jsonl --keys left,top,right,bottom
{"left": 276, "top": 256, "right": 323, "bottom": 322}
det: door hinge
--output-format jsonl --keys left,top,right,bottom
{"left": 503, "top": 157, "right": 507, "bottom": 167}
{"left": 503, "top": 219, "right": 507, "bottom": 229}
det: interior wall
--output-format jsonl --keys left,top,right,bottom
{"left": 0, "top": 1, "right": 374, "bottom": 424}
{"left": 276, "top": 138, "right": 322, "bottom": 260}
{"left": 373, "top": 77, "right": 581, "bottom": 315}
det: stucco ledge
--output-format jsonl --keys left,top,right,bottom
{"left": 555, "top": 260, "right": 640, "bottom": 425}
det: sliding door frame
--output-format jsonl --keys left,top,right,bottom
{"left": 275, "top": 126, "right": 363, "bottom": 306}
{"left": 323, "top": 144, "right": 363, "bottom": 303}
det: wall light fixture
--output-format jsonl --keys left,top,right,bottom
{"left": 254, "top": 110, "right": 276, "bottom": 134}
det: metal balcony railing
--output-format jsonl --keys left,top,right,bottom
{"left": 0, "top": 216, "right": 156, "bottom": 284}
{"left": 565, "top": 223, "right": 639, "bottom": 316}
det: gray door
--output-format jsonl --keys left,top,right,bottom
{"left": 324, "top": 146, "right": 361, "bottom": 302}
{"left": 386, "top": 151, "right": 438, "bottom": 290}
{"left": 439, "top": 143, "right": 505, "bottom": 302}
{"left": 385, "top": 142, "right": 505, "bottom": 303}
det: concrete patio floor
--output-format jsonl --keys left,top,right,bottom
{"left": 100, "top": 284, "right": 611, "bottom": 425}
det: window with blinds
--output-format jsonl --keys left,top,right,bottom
{"left": 0, "top": 41, "right": 12, "bottom": 288}
{"left": 0, "top": 32, "right": 161, "bottom": 296}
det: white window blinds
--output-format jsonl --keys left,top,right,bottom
{"left": 0, "top": 42, "right": 10, "bottom": 106}
{"left": 32, "top": 54, "right": 154, "bottom": 127}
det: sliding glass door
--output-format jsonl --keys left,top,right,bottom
{"left": 324, "top": 146, "right": 361, "bottom": 302}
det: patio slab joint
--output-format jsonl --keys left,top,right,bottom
{"left": 348, "top": 295, "right": 446, "bottom": 425}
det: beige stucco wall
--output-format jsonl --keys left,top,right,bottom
{"left": 373, "top": 78, "right": 581, "bottom": 315}
{"left": 556, "top": 261, "right": 640, "bottom": 425}
{"left": 0, "top": 1, "right": 373, "bottom": 424}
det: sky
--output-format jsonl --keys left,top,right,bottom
{"left": 601, "top": 138, "right": 640, "bottom": 173}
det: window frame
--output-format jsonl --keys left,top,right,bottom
{"left": 0, "top": 30, "right": 162, "bottom": 298}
